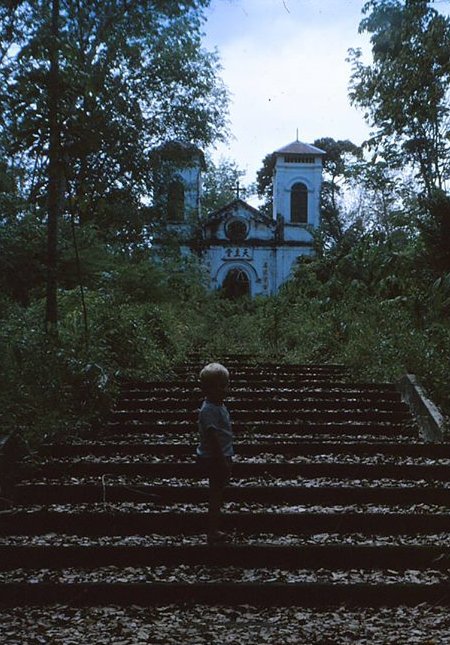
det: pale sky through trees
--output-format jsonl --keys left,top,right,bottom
{"left": 203, "top": 0, "right": 450, "bottom": 188}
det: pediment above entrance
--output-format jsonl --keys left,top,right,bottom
{"left": 203, "top": 198, "right": 276, "bottom": 242}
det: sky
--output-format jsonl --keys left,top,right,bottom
{"left": 202, "top": 0, "right": 372, "bottom": 186}
{"left": 201, "top": 0, "right": 450, "bottom": 188}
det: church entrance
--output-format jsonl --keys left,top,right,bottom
{"left": 222, "top": 268, "right": 250, "bottom": 299}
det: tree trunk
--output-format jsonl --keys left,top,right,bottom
{"left": 46, "top": 0, "right": 61, "bottom": 334}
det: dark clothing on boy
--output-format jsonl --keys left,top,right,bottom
{"left": 195, "top": 394, "right": 233, "bottom": 542}
{"left": 196, "top": 399, "right": 234, "bottom": 458}
{"left": 196, "top": 399, "right": 233, "bottom": 486}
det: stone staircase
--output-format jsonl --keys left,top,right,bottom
{"left": 1, "top": 355, "right": 449, "bottom": 608}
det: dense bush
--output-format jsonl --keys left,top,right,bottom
{"left": 2, "top": 213, "right": 450, "bottom": 445}
{"left": 189, "top": 232, "right": 450, "bottom": 417}
{"left": 0, "top": 255, "right": 208, "bottom": 445}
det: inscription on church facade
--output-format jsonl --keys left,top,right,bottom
{"left": 222, "top": 247, "right": 253, "bottom": 261}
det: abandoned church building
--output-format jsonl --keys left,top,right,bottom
{"left": 153, "top": 138, "right": 325, "bottom": 297}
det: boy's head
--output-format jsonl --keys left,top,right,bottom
{"left": 200, "top": 362, "right": 229, "bottom": 402}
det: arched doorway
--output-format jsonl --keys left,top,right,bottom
{"left": 222, "top": 268, "right": 250, "bottom": 299}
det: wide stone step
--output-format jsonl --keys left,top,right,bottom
{"left": 176, "top": 361, "right": 349, "bottom": 369}
{"left": 121, "top": 388, "right": 402, "bottom": 402}
{"left": 120, "top": 388, "right": 401, "bottom": 406}
{"left": 174, "top": 365, "right": 350, "bottom": 375}
{"left": 21, "top": 460, "right": 446, "bottom": 480}
{"left": 2, "top": 532, "right": 449, "bottom": 547}
{"left": 173, "top": 372, "right": 352, "bottom": 381}
{"left": 184, "top": 353, "right": 257, "bottom": 360}
{"left": 13, "top": 483, "right": 450, "bottom": 505}
{"left": 2, "top": 511, "right": 449, "bottom": 535}
{"left": 116, "top": 399, "right": 408, "bottom": 412}
{"left": 109, "top": 409, "right": 411, "bottom": 423}
{"left": 101, "top": 422, "right": 415, "bottom": 436}
{"left": 120, "top": 380, "right": 398, "bottom": 391}
{"left": 0, "top": 581, "right": 448, "bottom": 607}
{"left": 41, "top": 441, "right": 449, "bottom": 459}
{"left": 97, "top": 435, "right": 422, "bottom": 450}
{"left": 122, "top": 379, "right": 358, "bottom": 390}
{"left": 0, "top": 543, "right": 448, "bottom": 569}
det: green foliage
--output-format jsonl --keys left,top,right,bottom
{"left": 186, "top": 225, "right": 450, "bottom": 418}
{"left": 0, "top": 299, "right": 112, "bottom": 444}
{"left": 0, "top": 215, "right": 47, "bottom": 305}
{"left": 0, "top": 267, "right": 208, "bottom": 444}
{"left": 189, "top": 295, "right": 266, "bottom": 357}
{"left": 418, "top": 189, "right": 450, "bottom": 275}
{"left": 312, "top": 137, "right": 362, "bottom": 245}
{"left": 256, "top": 153, "right": 276, "bottom": 216}
{"left": 2, "top": 0, "right": 450, "bottom": 448}
{"left": 0, "top": 220, "right": 224, "bottom": 443}
{"left": 2, "top": 219, "right": 450, "bottom": 442}
{"left": 348, "top": 0, "right": 450, "bottom": 195}
{"left": 201, "top": 155, "right": 249, "bottom": 214}
{"left": 0, "top": 1, "right": 229, "bottom": 245}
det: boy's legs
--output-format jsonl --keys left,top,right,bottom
{"left": 208, "top": 478, "right": 226, "bottom": 536}
{"left": 196, "top": 455, "right": 231, "bottom": 540}
{"left": 208, "top": 458, "right": 231, "bottom": 538}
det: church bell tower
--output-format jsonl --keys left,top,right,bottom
{"left": 152, "top": 141, "right": 205, "bottom": 237}
{"left": 272, "top": 139, "right": 325, "bottom": 228}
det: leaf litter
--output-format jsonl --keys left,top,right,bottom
{"left": 0, "top": 604, "right": 449, "bottom": 644}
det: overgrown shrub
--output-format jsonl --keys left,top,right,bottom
{"left": 0, "top": 281, "right": 204, "bottom": 444}
{"left": 2, "top": 224, "right": 450, "bottom": 445}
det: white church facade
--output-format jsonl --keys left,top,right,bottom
{"left": 153, "top": 139, "right": 325, "bottom": 297}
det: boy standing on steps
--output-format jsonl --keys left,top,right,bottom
{"left": 195, "top": 362, "right": 234, "bottom": 545}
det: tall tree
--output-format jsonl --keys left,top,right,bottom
{"left": 348, "top": 157, "right": 419, "bottom": 242}
{"left": 348, "top": 0, "right": 450, "bottom": 196}
{"left": 0, "top": 2, "right": 229, "bottom": 230}
{"left": 313, "top": 137, "right": 362, "bottom": 244}
{"left": 0, "top": 1, "right": 229, "bottom": 324}
{"left": 46, "top": 0, "right": 62, "bottom": 332}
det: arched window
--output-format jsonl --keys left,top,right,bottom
{"left": 290, "top": 182, "right": 308, "bottom": 223}
{"left": 167, "top": 180, "right": 184, "bottom": 222}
